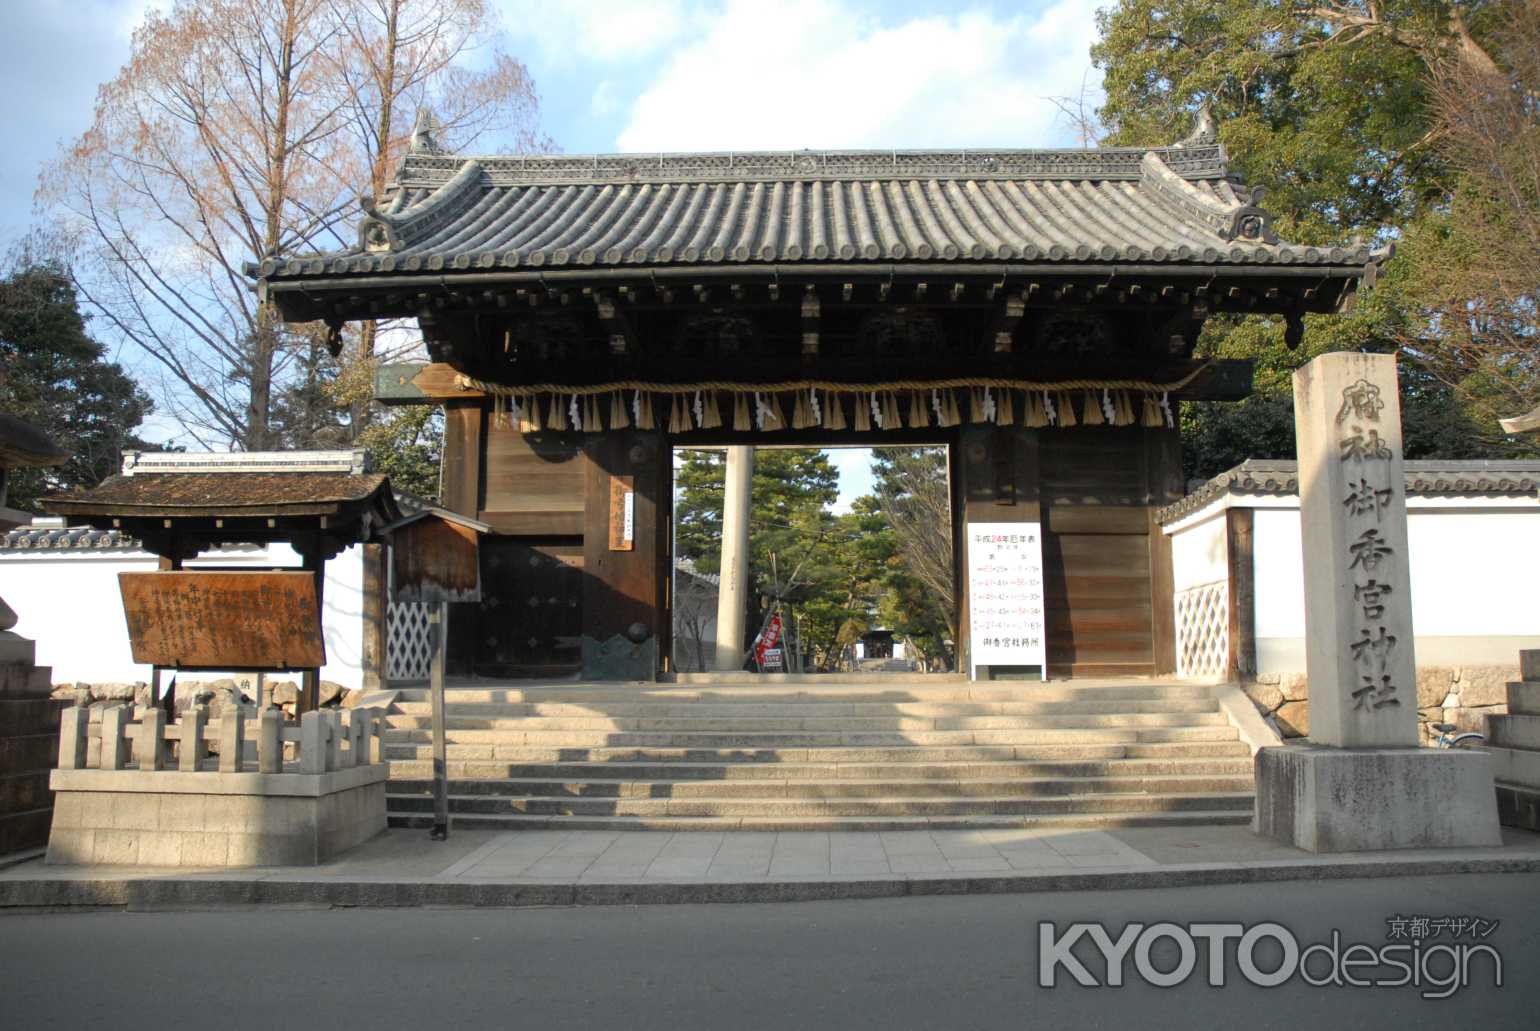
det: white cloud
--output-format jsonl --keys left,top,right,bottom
{"left": 496, "top": 0, "right": 691, "bottom": 67}
{"left": 614, "top": 0, "right": 1105, "bottom": 153}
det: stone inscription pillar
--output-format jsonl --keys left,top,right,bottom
{"left": 1293, "top": 352, "right": 1418, "bottom": 747}
{"left": 1252, "top": 351, "right": 1501, "bottom": 852}
{"left": 714, "top": 446, "right": 754, "bottom": 671}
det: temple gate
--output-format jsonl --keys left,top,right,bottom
{"left": 254, "top": 112, "right": 1382, "bottom": 682}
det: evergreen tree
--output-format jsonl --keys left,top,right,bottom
{"left": 0, "top": 263, "right": 155, "bottom": 510}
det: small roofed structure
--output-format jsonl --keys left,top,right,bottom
{"left": 0, "top": 412, "right": 69, "bottom": 531}
{"left": 45, "top": 448, "right": 399, "bottom": 564}
{"left": 42, "top": 449, "right": 401, "bottom": 710}
{"left": 382, "top": 508, "right": 489, "bottom": 605}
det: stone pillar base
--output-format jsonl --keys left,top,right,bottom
{"left": 1253, "top": 744, "right": 1502, "bottom": 852}
{"left": 45, "top": 765, "right": 387, "bottom": 867}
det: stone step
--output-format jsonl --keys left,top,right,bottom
{"left": 388, "top": 790, "right": 1255, "bottom": 818}
{"left": 385, "top": 809, "right": 1254, "bottom": 833}
{"left": 388, "top": 698, "right": 1225, "bottom": 718}
{"left": 1488, "top": 714, "right": 1540, "bottom": 751}
{"left": 390, "top": 684, "right": 1220, "bottom": 705}
{"left": 1507, "top": 682, "right": 1540, "bottom": 716}
{"left": 382, "top": 727, "right": 1239, "bottom": 748}
{"left": 385, "top": 756, "right": 1255, "bottom": 782}
{"left": 383, "top": 741, "right": 1251, "bottom": 763}
{"left": 384, "top": 712, "right": 1230, "bottom": 732}
{"left": 0, "top": 697, "right": 65, "bottom": 736}
{"left": 1520, "top": 649, "right": 1540, "bottom": 683}
{"left": 1485, "top": 745, "right": 1540, "bottom": 788}
{"left": 0, "top": 663, "right": 52, "bottom": 699}
{"left": 386, "top": 773, "right": 1255, "bottom": 800}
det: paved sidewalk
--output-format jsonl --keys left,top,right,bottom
{"left": 4, "top": 824, "right": 1539, "bottom": 908}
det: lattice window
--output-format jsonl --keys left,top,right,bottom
{"left": 1175, "top": 581, "right": 1229, "bottom": 679}
{"left": 387, "top": 601, "right": 432, "bottom": 679}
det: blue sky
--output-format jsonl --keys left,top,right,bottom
{"left": 0, "top": 0, "right": 1108, "bottom": 502}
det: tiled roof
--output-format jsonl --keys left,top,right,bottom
{"left": 0, "top": 526, "right": 140, "bottom": 551}
{"left": 0, "top": 525, "right": 267, "bottom": 554}
{"left": 45, "top": 472, "right": 391, "bottom": 516}
{"left": 254, "top": 122, "right": 1383, "bottom": 282}
{"left": 1156, "top": 459, "right": 1540, "bottom": 524}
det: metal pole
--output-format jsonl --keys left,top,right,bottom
{"left": 714, "top": 445, "right": 754, "bottom": 670}
{"left": 429, "top": 600, "right": 449, "bottom": 840}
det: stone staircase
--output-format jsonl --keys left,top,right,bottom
{"left": 381, "top": 676, "right": 1256, "bottom": 831}
{"left": 1485, "top": 650, "right": 1540, "bottom": 830}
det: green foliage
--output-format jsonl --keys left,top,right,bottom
{"left": 1093, "top": 0, "right": 1527, "bottom": 477}
{"left": 0, "top": 263, "right": 155, "bottom": 510}
{"left": 357, "top": 405, "right": 444, "bottom": 503}
{"left": 673, "top": 447, "right": 956, "bottom": 671}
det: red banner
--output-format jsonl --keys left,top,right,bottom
{"left": 754, "top": 612, "right": 783, "bottom": 667}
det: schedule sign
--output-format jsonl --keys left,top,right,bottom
{"left": 966, "top": 522, "right": 1046, "bottom": 676}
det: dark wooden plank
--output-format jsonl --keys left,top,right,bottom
{"left": 1227, "top": 506, "right": 1256, "bottom": 680}
{"left": 581, "top": 431, "right": 668, "bottom": 676}
{"left": 479, "top": 511, "right": 585, "bottom": 535}
{"left": 464, "top": 539, "right": 583, "bottom": 676}
{"left": 1043, "top": 506, "right": 1149, "bottom": 535}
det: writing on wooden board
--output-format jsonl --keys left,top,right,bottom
{"left": 608, "top": 475, "right": 635, "bottom": 551}
{"left": 119, "top": 571, "right": 326, "bottom": 670}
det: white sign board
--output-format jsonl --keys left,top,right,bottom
{"left": 966, "top": 522, "right": 1047, "bottom": 677}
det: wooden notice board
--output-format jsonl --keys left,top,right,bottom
{"left": 608, "top": 475, "right": 635, "bottom": 551}
{"left": 119, "top": 571, "right": 326, "bottom": 670}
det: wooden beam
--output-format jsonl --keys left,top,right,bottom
{"left": 990, "top": 290, "right": 1026, "bottom": 353}
{"left": 595, "top": 291, "right": 633, "bottom": 355}
{"left": 801, "top": 285, "right": 820, "bottom": 358}
{"left": 374, "top": 363, "right": 484, "bottom": 405}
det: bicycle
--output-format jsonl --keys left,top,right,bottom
{"left": 1430, "top": 721, "right": 1486, "bottom": 749}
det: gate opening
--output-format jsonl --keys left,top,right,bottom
{"left": 671, "top": 445, "right": 956, "bottom": 675}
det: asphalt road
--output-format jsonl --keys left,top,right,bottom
{"left": 3, "top": 873, "right": 1537, "bottom": 1030}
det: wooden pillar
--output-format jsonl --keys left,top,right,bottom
{"left": 299, "top": 537, "right": 325, "bottom": 713}
{"left": 957, "top": 424, "right": 1042, "bottom": 680}
{"left": 361, "top": 542, "right": 387, "bottom": 690}
{"left": 580, "top": 430, "right": 668, "bottom": 680}
{"left": 441, "top": 400, "right": 484, "bottom": 676}
{"left": 1226, "top": 506, "right": 1256, "bottom": 681}
{"left": 1143, "top": 426, "right": 1184, "bottom": 676}
{"left": 441, "top": 400, "right": 484, "bottom": 518}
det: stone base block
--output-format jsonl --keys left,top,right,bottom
{"left": 1253, "top": 744, "right": 1502, "bottom": 853}
{"left": 44, "top": 765, "right": 387, "bottom": 868}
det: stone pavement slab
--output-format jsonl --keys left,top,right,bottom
{"left": 3, "top": 825, "right": 1540, "bottom": 909}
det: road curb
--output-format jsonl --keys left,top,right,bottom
{"left": 3, "top": 853, "right": 1539, "bottom": 910}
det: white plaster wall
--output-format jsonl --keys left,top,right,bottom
{"left": 1249, "top": 502, "right": 1540, "bottom": 673}
{"left": 2, "top": 543, "right": 366, "bottom": 689}
{"left": 1170, "top": 511, "right": 1228, "bottom": 592}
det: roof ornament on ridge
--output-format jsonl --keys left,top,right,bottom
{"left": 410, "top": 107, "right": 445, "bottom": 156}
{"left": 1177, "top": 102, "right": 1219, "bottom": 148}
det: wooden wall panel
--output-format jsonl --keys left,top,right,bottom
{"left": 481, "top": 426, "right": 586, "bottom": 534}
{"left": 1039, "top": 427, "right": 1157, "bottom": 676}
